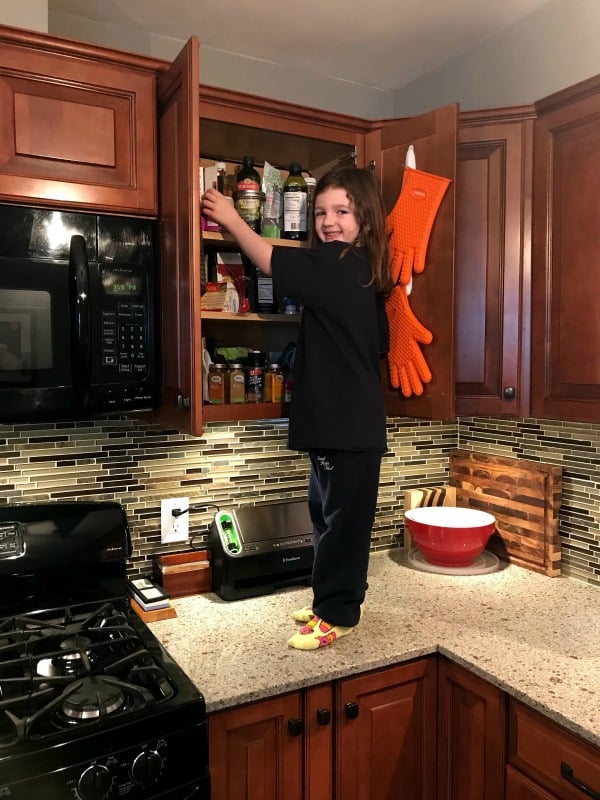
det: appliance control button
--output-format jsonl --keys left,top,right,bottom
{"left": 131, "top": 749, "right": 162, "bottom": 787}
{"left": 77, "top": 763, "right": 112, "bottom": 800}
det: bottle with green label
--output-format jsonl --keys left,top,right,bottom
{"left": 283, "top": 162, "right": 307, "bottom": 241}
{"left": 234, "top": 156, "right": 264, "bottom": 233}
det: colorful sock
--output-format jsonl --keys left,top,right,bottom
{"left": 287, "top": 616, "right": 355, "bottom": 650}
{"left": 291, "top": 605, "right": 313, "bottom": 623}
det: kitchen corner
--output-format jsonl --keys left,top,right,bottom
{"left": 148, "top": 547, "right": 600, "bottom": 748}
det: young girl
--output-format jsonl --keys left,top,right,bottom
{"left": 201, "top": 167, "right": 392, "bottom": 649}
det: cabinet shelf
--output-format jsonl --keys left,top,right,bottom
{"left": 203, "top": 231, "right": 307, "bottom": 248}
{"left": 203, "top": 402, "right": 290, "bottom": 422}
{"left": 202, "top": 311, "right": 301, "bottom": 323}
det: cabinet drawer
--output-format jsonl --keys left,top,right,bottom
{"left": 508, "top": 701, "right": 600, "bottom": 800}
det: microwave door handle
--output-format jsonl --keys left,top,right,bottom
{"left": 69, "top": 234, "right": 91, "bottom": 383}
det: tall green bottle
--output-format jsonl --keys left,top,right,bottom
{"left": 282, "top": 162, "right": 307, "bottom": 241}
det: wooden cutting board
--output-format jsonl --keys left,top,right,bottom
{"left": 449, "top": 450, "right": 563, "bottom": 577}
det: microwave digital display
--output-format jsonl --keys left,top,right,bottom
{"left": 101, "top": 270, "right": 143, "bottom": 296}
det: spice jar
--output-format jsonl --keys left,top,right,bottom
{"left": 207, "top": 362, "right": 227, "bottom": 404}
{"left": 228, "top": 362, "right": 246, "bottom": 404}
{"left": 246, "top": 350, "right": 265, "bottom": 402}
{"left": 264, "top": 363, "right": 284, "bottom": 403}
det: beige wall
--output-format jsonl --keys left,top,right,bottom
{"left": 1, "top": 0, "right": 48, "bottom": 33}
{"left": 47, "top": 0, "right": 600, "bottom": 119}
{"left": 392, "top": 0, "right": 600, "bottom": 115}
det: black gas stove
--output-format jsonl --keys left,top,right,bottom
{"left": 0, "top": 502, "right": 209, "bottom": 799}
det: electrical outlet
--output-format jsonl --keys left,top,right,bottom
{"left": 161, "top": 497, "right": 189, "bottom": 544}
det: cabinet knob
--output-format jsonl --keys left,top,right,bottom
{"left": 316, "top": 708, "right": 331, "bottom": 725}
{"left": 287, "top": 718, "right": 304, "bottom": 736}
{"left": 344, "top": 702, "right": 359, "bottom": 720}
{"left": 503, "top": 386, "right": 516, "bottom": 400}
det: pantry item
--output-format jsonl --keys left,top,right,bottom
{"left": 304, "top": 174, "right": 316, "bottom": 238}
{"left": 246, "top": 350, "right": 265, "bottom": 402}
{"left": 283, "top": 162, "right": 307, "bottom": 241}
{"left": 234, "top": 155, "right": 264, "bottom": 233}
{"left": 404, "top": 506, "right": 496, "bottom": 568}
{"left": 236, "top": 155, "right": 261, "bottom": 191}
{"left": 262, "top": 160, "right": 284, "bottom": 238}
{"left": 228, "top": 362, "right": 246, "bottom": 403}
{"left": 207, "top": 362, "right": 227, "bottom": 403}
{"left": 264, "top": 363, "right": 284, "bottom": 402}
{"left": 234, "top": 189, "right": 264, "bottom": 234}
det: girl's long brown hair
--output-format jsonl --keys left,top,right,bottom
{"left": 311, "top": 167, "right": 393, "bottom": 296}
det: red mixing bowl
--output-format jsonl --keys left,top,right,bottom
{"left": 404, "top": 506, "right": 496, "bottom": 567}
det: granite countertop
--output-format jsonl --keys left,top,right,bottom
{"left": 148, "top": 548, "right": 600, "bottom": 747}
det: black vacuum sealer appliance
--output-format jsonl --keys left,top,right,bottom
{"left": 208, "top": 499, "right": 314, "bottom": 600}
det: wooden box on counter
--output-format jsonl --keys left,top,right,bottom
{"left": 153, "top": 551, "right": 212, "bottom": 597}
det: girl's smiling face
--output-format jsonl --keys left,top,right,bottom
{"left": 314, "top": 187, "right": 361, "bottom": 244}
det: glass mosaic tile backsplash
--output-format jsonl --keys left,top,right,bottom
{"left": 1, "top": 415, "right": 599, "bottom": 586}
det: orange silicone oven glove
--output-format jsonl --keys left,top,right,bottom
{"left": 385, "top": 284, "right": 433, "bottom": 397}
{"left": 386, "top": 167, "right": 451, "bottom": 286}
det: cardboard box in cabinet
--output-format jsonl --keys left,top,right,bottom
{"left": 154, "top": 551, "right": 212, "bottom": 598}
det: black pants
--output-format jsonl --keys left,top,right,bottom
{"left": 308, "top": 449, "right": 382, "bottom": 627}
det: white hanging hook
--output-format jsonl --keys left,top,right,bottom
{"left": 404, "top": 145, "right": 416, "bottom": 294}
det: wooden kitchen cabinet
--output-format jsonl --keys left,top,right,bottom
{"left": 209, "top": 690, "right": 305, "bottom": 800}
{"left": 208, "top": 656, "right": 437, "bottom": 800}
{"left": 507, "top": 699, "right": 600, "bottom": 800}
{"left": 0, "top": 25, "right": 157, "bottom": 215}
{"left": 455, "top": 108, "right": 534, "bottom": 418}
{"left": 437, "top": 657, "right": 507, "bottom": 800}
{"left": 155, "top": 38, "right": 457, "bottom": 436}
{"left": 336, "top": 658, "right": 437, "bottom": 800}
{"left": 530, "top": 74, "right": 600, "bottom": 422}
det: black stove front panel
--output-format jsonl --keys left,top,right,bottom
{"left": 0, "top": 707, "right": 209, "bottom": 799}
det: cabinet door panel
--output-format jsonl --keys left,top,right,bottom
{"left": 156, "top": 37, "right": 203, "bottom": 435}
{"left": 336, "top": 658, "right": 437, "bottom": 800}
{"left": 438, "top": 658, "right": 506, "bottom": 800}
{"left": 456, "top": 111, "right": 533, "bottom": 417}
{"left": 304, "top": 683, "right": 334, "bottom": 800}
{"left": 366, "top": 105, "right": 457, "bottom": 421}
{"left": 0, "top": 30, "right": 156, "bottom": 214}
{"left": 531, "top": 76, "right": 600, "bottom": 421}
{"left": 209, "top": 692, "right": 303, "bottom": 800}
{"left": 506, "top": 767, "right": 558, "bottom": 800}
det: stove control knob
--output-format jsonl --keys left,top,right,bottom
{"left": 131, "top": 749, "right": 162, "bottom": 787}
{"left": 77, "top": 763, "right": 112, "bottom": 800}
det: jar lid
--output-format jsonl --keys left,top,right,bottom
{"left": 210, "top": 362, "right": 227, "bottom": 371}
{"left": 267, "top": 363, "right": 281, "bottom": 370}
{"left": 229, "top": 362, "right": 244, "bottom": 369}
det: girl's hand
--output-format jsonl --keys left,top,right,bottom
{"left": 201, "top": 188, "right": 239, "bottom": 231}
{"left": 201, "top": 188, "right": 274, "bottom": 276}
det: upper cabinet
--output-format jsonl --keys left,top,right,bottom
{"left": 366, "top": 105, "right": 458, "bottom": 422}
{"left": 155, "top": 37, "right": 458, "bottom": 436}
{"left": 0, "top": 25, "right": 157, "bottom": 215}
{"left": 531, "top": 74, "right": 600, "bottom": 422}
{"left": 455, "top": 107, "right": 534, "bottom": 418}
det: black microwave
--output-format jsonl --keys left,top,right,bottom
{"left": 0, "top": 204, "right": 158, "bottom": 423}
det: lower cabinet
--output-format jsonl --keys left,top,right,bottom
{"left": 507, "top": 700, "right": 600, "bottom": 800}
{"left": 208, "top": 657, "right": 600, "bottom": 800}
{"left": 208, "top": 657, "right": 437, "bottom": 800}
{"left": 437, "top": 657, "right": 506, "bottom": 800}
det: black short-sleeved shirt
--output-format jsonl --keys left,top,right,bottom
{"left": 271, "top": 241, "right": 388, "bottom": 452}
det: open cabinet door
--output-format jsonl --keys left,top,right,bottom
{"left": 157, "top": 37, "right": 202, "bottom": 435}
{"left": 366, "top": 104, "right": 458, "bottom": 421}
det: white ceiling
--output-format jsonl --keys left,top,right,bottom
{"left": 50, "top": 0, "right": 553, "bottom": 92}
